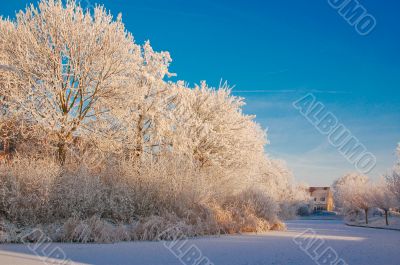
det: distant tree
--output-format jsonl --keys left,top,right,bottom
{"left": 385, "top": 143, "right": 400, "bottom": 208}
{"left": 333, "top": 172, "right": 367, "bottom": 208}
{"left": 334, "top": 173, "right": 372, "bottom": 224}
{"left": 386, "top": 170, "right": 400, "bottom": 208}
{"left": 371, "top": 179, "right": 397, "bottom": 225}
{"left": 397, "top": 143, "right": 400, "bottom": 159}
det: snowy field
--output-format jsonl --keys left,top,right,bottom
{"left": 1, "top": 219, "right": 399, "bottom": 265}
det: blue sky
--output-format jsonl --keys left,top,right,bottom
{"left": 2, "top": 0, "right": 399, "bottom": 185}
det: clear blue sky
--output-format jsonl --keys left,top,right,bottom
{"left": 2, "top": 0, "right": 399, "bottom": 185}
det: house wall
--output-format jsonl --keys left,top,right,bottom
{"left": 309, "top": 187, "right": 334, "bottom": 212}
{"left": 326, "top": 190, "right": 334, "bottom": 211}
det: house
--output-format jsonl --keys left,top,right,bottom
{"left": 309, "top": 187, "right": 334, "bottom": 212}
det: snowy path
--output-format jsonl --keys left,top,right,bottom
{"left": 1, "top": 219, "right": 399, "bottom": 265}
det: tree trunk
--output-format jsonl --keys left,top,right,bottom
{"left": 135, "top": 114, "right": 144, "bottom": 158}
{"left": 57, "top": 140, "right": 66, "bottom": 165}
{"left": 385, "top": 210, "right": 389, "bottom": 226}
{"left": 364, "top": 208, "right": 368, "bottom": 225}
{"left": 3, "top": 139, "right": 9, "bottom": 153}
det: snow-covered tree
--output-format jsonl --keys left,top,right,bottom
{"left": 334, "top": 173, "right": 373, "bottom": 224}
{"left": 172, "top": 81, "right": 266, "bottom": 173}
{"left": 0, "top": 0, "right": 138, "bottom": 163}
{"left": 253, "top": 157, "right": 310, "bottom": 218}
{"left": 385, "top": 143, "right": 400, "bottom": 208}
{"left": 371, "top": 179, "right": 397, "bottom": 225}
{"left": 174, "top": 82, "right": 266, "bottom": 170}
{"left": 386, "top": 171, "right": 400, "bottom": 208}
{"left": 95, "top": 42, "right": 176, "bottom": 159}
{"left": 0, "top": 0, "right": 310, "bottom": 242}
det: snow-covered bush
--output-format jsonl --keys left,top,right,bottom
{"left": 222, "top": 188, "right": 283, "bottom": 233}
{"left": 0, "top": 155, "right": 61, "bottom": 225}
{"left": 0, "top": 154, "right": 289, "bottom": 242}
{"left": 297, "top": 204, "right": 312, "bottom": 216}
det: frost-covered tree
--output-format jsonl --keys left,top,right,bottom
{"left": 0, "top": 0, "right": 138, "bottom": 163}
{"left": 95, "top": 42, "right": 176, "bottom": 159}
{"left": 386, "top": 170, "right": 400, "bottom": 208}
{"left": 0, "top": 0, "right": 310, "bottom": 242}
{"left": 253, "top": 157, "right": 310, "bottom": 218}
{"left": 334, "top": 173, "right": 373, "bottom": 224}
{"left": 172, "top": 81, "right": 266, "bottom": 172}
{"left": 371, "top": 179, "right": 397, "bottom": 225}
{"left": 257, "top": 159, "right": 294, "bottom": 199}
{"left": 385, "top": 143, "right": 400, "bottom": 208}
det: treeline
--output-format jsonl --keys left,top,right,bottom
{"left": 333, "top": 146, "right": 400, "bottom": 226}
{"left": 0, "top": 0, "right": 308, "bottom": 242}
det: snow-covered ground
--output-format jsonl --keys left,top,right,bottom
{"left": 347, "top": 214, "right": 400, "bottom": 230}
{"left": 1, "top": 219, "right": 399, "bottom": 265}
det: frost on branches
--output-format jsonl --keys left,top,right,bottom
{"left": 333, "top": 173, "right": 373, "bottom": 224}
{"left": 0, "top": 0, "right": 308, "bottom": 243}
{"left": 334, "top": 163, "right": 399, "bottom": 226}
{"left": 385, "top": 143, "right": 400, "bottom": 210}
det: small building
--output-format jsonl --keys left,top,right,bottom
{"left": 309, "top": 187, "right": 334, "bottom": 212}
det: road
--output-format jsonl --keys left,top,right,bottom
{"left": 1, "top": 219, "right": 399, "bottom": 265}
